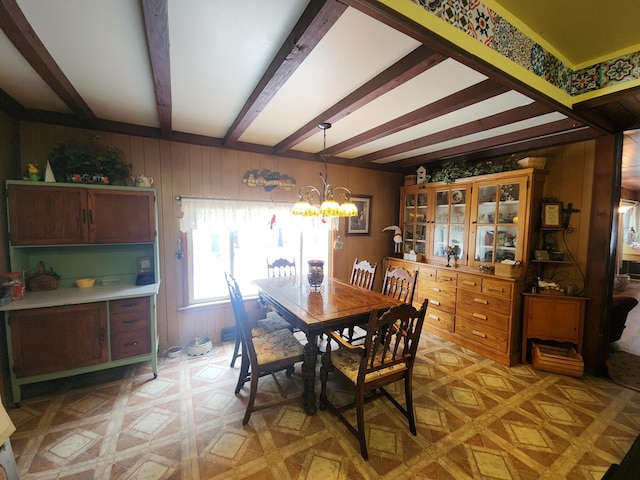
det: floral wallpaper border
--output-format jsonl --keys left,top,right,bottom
{"left": 412, "top": 0, "right": 640, "bottom": 97}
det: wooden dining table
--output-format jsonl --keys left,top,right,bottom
{"left": 252, "top": 275, "right": 401, "bottom": 415}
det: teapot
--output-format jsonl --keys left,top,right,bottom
{"left": 134, "top": 174, "right": 153, "bottom": 187}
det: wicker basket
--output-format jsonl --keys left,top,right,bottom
{"left": 404, "top": 174, "right": 417, "bottom": 186}
{"left": 532, "top": 343, "right": 584, "bottom": 377}
{"left": 517, "top": 157, "right": 547, "bottom": 169}
{"left": 28, "top": 273, "right": 59, "bottom": 291}
{"left": 494, "top": 262, "right": 522, "bottom": 278}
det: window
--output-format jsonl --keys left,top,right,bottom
{"left": 179, "top": 198, "right": 330, "bottom": 305}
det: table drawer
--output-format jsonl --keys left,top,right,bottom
{"left": 458, "top": 273, "right": 482, "bottom": 292}
{"left": 457, "top": 290, "right": 511, "bottom": 316}
{"left": 455, "top": 317, "right": 508, "bottom": 353}
{"left": 111, "top": 329, "right": 151, "bottom": 360}
{"left": 482, "top": 278, "right": 513, "bottom": 297}
{"left": 425, "top": 307, "right": 454, "bottom": 333}
{"left": 456, "top": 303, "right": 509, "bottom": 331}
{"left": 419, "top": 266, "right": 437, "bottom": 282}
{"left": 111, "top": 311, "right": 150, "bottom": 334}
{"left": 110, "top": 297, "right": 150, "bottom": 315}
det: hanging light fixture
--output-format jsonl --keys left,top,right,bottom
{"left": 292, "top": 122, "right": 358, "bottom": 220}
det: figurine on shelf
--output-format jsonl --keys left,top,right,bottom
{"left": 382, "top": 225, "right": 403, "bottom": 256}
{"left": 446, "top": 245, "right": 459, "bottom": 267}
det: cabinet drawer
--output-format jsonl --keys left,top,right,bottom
{"left": 455, "top": 317, "right": 508, "bottom": 353}
{"left": 435, "top": 270, "right": 457, "bottom": 285}
{"left": 458, "top": 273, "right": 482, "bottom": 292}
{"left": 425, "top": 307, "right": 454, "bottom": 332}
{"left": 457, "top": 290, "right": 511, "bottom": 315}
{"left": 456, "top": 303, "right": 509, "bottom": 331}
{"left": 421, "top": 286, "right": 456, "bottom": 313}
{"left": 482, "top": 278, "right": 513, "bottom": 297}
{"left": 110, "top": 297, "right": 150, "bottom": 315}
{"left": 111, "top": 311, "right": 150, "bottom": 334}
{"left": 419, "top": 266, "right": 437, "bottom": 282}
{"left": 111, "top": 329, "right": 151, "bottom": 360}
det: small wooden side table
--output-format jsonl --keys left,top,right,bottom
{"left": 521, "top": 293, "right": 589, "bottom": 363}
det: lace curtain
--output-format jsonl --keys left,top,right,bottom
{"left": 178, "top": 197, "right": 296, "bottom": 232}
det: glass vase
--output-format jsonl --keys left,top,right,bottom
{"left": 307, "top": 260, "right": 324, "bottom": 289}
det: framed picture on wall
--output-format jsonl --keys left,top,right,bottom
{"left": 346, "top": 195, "right": 372, "bottom": 235}
{"left": 541, "top": 202, "right": 563, "bottom": 228}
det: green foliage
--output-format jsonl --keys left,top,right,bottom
{"left": 421, "top": 156, "right": 520, "bottom": 184}
{"left": 48, "top": 135, "right": 129, "bottom": 185}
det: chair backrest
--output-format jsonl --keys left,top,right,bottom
{"left": 224, "top": 272, "right": 258, "bottom": 361}
{"left": 358, "top": 300, "right": 428, "bottom": 383}
{"left": 267, "top": 258, "right": 296, "bottom": 277}
{"left": 350, "top": 258, "right": 377, "bottom": 290}
{"left": 381, "top": 266, "right": 417, "bottom": 304}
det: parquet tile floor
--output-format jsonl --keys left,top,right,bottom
{"left": 7, "top": 331, "right": 640, "bottom": 479}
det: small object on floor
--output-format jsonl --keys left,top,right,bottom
{"left": 165, "top": 346, "right": 182, "bottom": 358}
{"left": 187, "top": 337, "right": 212, "bottom": 356}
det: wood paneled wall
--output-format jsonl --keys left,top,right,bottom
{"left": 16, "top": 122, "right": 403, "bottom": 352}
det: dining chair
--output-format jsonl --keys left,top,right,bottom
{"left": 319, "top": 299, "right": 429, "bottom": 460}
{"left": 341, "top": 258, "right": 379, "bottom": 342}
{"left": 225, "top": 273, "right": 305, "bottom": 424}
{"left": 350, "top": 258, "right": 377, "bottom": 290}
{"left": 267, "top": 258, "right": 297, "bottom": 277}
{"left": 226, "top": 273, "right": 291, "bottom": 369}
{"left": 381, "top": 266, "right": 417, "bottom": 304}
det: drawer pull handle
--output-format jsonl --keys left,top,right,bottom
{"left": 488, "top": 287, "right": 504, "bottom": 292}
{"left": 473, "top": 298, "right": 488, "bottom": 305}
{"left": 123, "top": 319, "right": 140, "bottom": 324}
{"left": 429, "top": 314, "right": 439, "bottom": 320}
{"left": 431, "top": 300, "right": 440, "bottom": 306}
{"left": 124, "top": 341, "right": 139, "bottom": 347}
{"left": 473, "top": 313, "right": 487, "bottom": 320}
{"left": 431, "top": 287, "right": 441, "bottom": 292}
{"left": 462, "top": 280, "right": 476, "bottom": 286}
{"left": 119, "top": 303, "right": 138, "bottom": 308}
{"left": 472, "top": 330, "right": 487, "bottom": 338}
{"left": 440, "top": 276, "right": 453, "bottom": 282}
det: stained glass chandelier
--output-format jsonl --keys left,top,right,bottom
{"left": 292, "top": 122, "right": 358, "bottom": 219}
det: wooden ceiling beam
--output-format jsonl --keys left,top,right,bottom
{"left": 142, "top": 0, "right": 172, "bottom": 138}
{"left": 356, "top": 101, "right": 556, "bottom": 167}
{"left": 0, "top": 0, "right": 96, "bottom": 124}
{"left": 325, "top": 79, "right": 509, "bottom": 155}
{"left": 273, "top": 45, "right": 447, "bottom": 154}
{"left": 224, "top": 0, "right": 347, "bottom": 147}
{"left": 398, "top": 118, "right": 591, "bottom": 167}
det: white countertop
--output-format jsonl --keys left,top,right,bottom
{"left": 0, "top": 283, "right": 160, "bottom": 311}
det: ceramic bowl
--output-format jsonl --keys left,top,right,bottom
{"left": 75, "top": 278, "right": 96, "bottom": 288}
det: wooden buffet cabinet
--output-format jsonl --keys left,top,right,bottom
{"left": 2, "top": 181, "right": 160, "bottom": 406}
{"left": 389, "top": 167, "right": 548, "bottom": 366}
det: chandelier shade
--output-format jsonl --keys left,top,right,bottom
{"left": 292, "top": 122, "right": 357, "bottom": 220}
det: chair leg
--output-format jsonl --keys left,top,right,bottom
{"left": 230, "top": 326, "right": 241, "bottom": 367}
{"left": 405, "top": 376, "right": 417, "bottom": 435}
{"left": 355, "top": 389, "right": 368, "bottom": 460}
{"left": 235, "top": 347, "right": 249, "bottom": 394}
{"left": 243, "top": 369, "right": 260, "bottom": 425}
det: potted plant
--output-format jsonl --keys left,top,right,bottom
{"left": 47, "top": 135, "right": 129, "bottom": 185}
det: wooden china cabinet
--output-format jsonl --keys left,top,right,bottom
{"left": 392, "top": 168, "right": 547, "bottom": 366}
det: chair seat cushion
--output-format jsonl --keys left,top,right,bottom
{"left": 253, "top": 328, "right": 304, "bottom": 365}
{"left": 330, "top": 348, "right": 407, "bottom": 384}
{"left": 252, "top": 311, "right": 291, "bottom": 337}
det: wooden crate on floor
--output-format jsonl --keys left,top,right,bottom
{"left": 531, "top": 343, "right": 584, "bottom": 377}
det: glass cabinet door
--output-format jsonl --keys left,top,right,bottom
{"left": 471, "top": 179, "right": 524, "bottom": 266}
{"left": 401, "top": 189, "right": 429, "bottom": 258}
{"left": 430, "top": 187, "right": 467, "bottom": 265}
